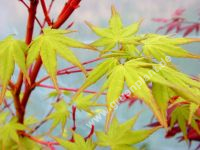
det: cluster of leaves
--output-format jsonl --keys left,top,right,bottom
{"left": 73, "top": 6, "right": 200, "bottom": 129}
{"left": 0, "top": 111, "right": 41, "bottom": 149}
{"left": 149, "top": 97, "right": 200, "bottom": 149}
{"left": 0, "top": 4, "right": 200, "bottom": 150}
{"left": 0, "top": 28, "right": 91, "bottom": 102}
{"left": 153, "top": 8, "right": 200, "bottom": 36}
{"left": 55, "top": 113, "right": 159, "bottom": 150}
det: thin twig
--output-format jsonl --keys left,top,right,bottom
{"left": 37, "top": 84, "right": 105, "bottom": 95}
{"left": 57, "top": 57, "right": 101, "bottom": 74}
{"left": 29, "top": 95, "right": 62, "bottom": 134}
{"left": 19, "top": 0, "right": 42, "bottom": 28}
{"left": 34, "top": 68, "right": 92, "bottom": 87}
{"left": 40, "top": 0, "right": 52, "bottom": 25}
{"left": 41, "top": 0, "right": 55, "bottom": 27}
{"left": 4, "top": 100, "right": 15, "bottom": 116}
{"left": 22, "top": 132, "right": 59, "bottom": 147}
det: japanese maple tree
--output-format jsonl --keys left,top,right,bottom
{"left": 0, "top": 1, "right": 200, "bottom": 150}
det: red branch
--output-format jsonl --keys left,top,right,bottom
{"left": 16, "top": 0, "right": 39, "bottom": 124}
{"left": 84, "top": 125, "right": 94, "bottom": 140}
{"left": 20, "top": 0, "right": 83, "bottom": 124}
{"left": 40, "top": 0, "right": 52, "bottom": 25}
{"left": 52, "top": 0, "right": 81, "bottom": 28}
{"left": 72, "top": 105, "right": 77, "bottom": 131}
{"left": 22, "top": 132, "right": 59, "bottom": 148}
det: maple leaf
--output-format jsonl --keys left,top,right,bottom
{"left": 73, "top": 58, "right": 118, "bottom": 99}
{"left": 183, "top": 23, "right": 200, "bottom": 37}
{"left": 0, "top": 116, "right": 26, "bottom": 147}
{"left": 73, "top": 93, "right": 100, "bottom": 115}
{"left": 55, "top": 133, "right": 96, "bottom": 150}
{"left": 47, "top": 100, "right": 70, "bottom": 132}
{"left": 86, "top": 5, "right": 142, "bottom": 54}
{"left": 159, "top": 66, "right": 200, "bottom": 104}
{"left": 0, "top": 36, "right": 28, "bottom": 103}
{"left": 142, "top": 34, "right": 200, "bottom": 60}
{"left": 96, "top": 114, "right": 160, "bottom": 150}
{"left": 27, "top": 28, "right": 90, "bottom": 91}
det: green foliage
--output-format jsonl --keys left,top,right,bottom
{"left": 47, "top": 90, "right": 72, "bottom": 99}
{"left": 74, "top": 6, "right": 200, "bottom": 128}
{"left": 0, "top": 36, "right": 28, "bottom": 103}
{"left": 142, "top": 34, "right": 200, "bottom": 60}
{"left": 27, "top": 28, "right": 89, "bottom": 90}
{"left": 0, "top": 3, "right": 200, "bottom": 150}
{"left": 73, "top": 58, "right": 118, "bottom": 99}
{"left": 0, "top": 114, "right": 26, "bottom": 148}
{"left": 73, "top": 93, "right": 100, "bottom": 115}
{"left": 86, "top": 6, "right": 141, "bottom": 54}
{"left": 15, "top": 137, "right": 41, "bottom": 150}
{"left": 0, "top": 136, "right": 41, "bottom": 150}
{"left": 47, "top": 100, "right": 70, "bottom": 132}
{"left": 55, "top": 133, "right": 96, "bottom": 150}
{"left": 96, "top": 114, "right": 159, "bottom": 150}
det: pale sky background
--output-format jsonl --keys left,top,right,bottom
{"left": 0, "top": 1, "right": 200, "bottom": 150}
{"left": 1, "top": 0, "right": 200, "bottom": 38}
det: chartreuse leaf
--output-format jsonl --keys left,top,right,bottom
{"left": 9, "top": 137, "right": 41, "bottom": 150}
{"left": 96, "top": 114, "right": 159, "bottom": 150}
{"left": 19, "top": 137, "right": 41, "bottom": 150}
{"left": 189, "top": 102, "right": 199, "bottom": 124}
{"left": 27, "top": 28, "right": 88, "bottom": 90}
{"left": 86, "top": 6, "right": 142, "bottom": 53}
{"left": 47, "top": 90, "right": 71, "bottom": 99}
{"left": 72, "top": 58, "right": 118, "bottom": 100}
{"left": 107, "top": 65, "right": 124, "bottom": 106}
{"left": 123, "top": 45, "right": 140, "bottom": 58}
{"left": 152, "top": 83, "right": 171, "bottom": 120}
{"left": 105, "top": 65, "right": 125, "bottom": 130}
{"left": 136, "top": 68, "right": 175, "bottom": 87}
{"left": 24, "top": 116, "right": 39, "bottom": 126}
{"left": 124, "top": 65, "right": 167, "bottom": 127}
{"left": 160, "top": 67, "right": 200, "bottom": 105}
{"left": 170, "top": 104, "right": 200, "bottom": 139}
{"left": 0, "top": 117, "right": 26, "bottom": 147}
{"left": 144, "top": 34, "right": 200, "bottom": 45}
{"left": 109, "top": 5, "right": 123, "bottom": 31}
{"left": 0, "top": 136, "right": 41, "bottom": 150}
{"left": 125, "top": 58, "right": 200, "bottom": 106}
{"left": 0, "top": 111, "right": 10, "bottom": 124}
{"left": 47, "top": 100, "right": 69, "bottom": 132}
{"left": 73, "top": 93, "right": 101, "bottom": 115}
{"left": 142, "top": 34, "right": 200, "bottom": 60}
{"left": 55, "top": 132, "right": 96, "bottom": 150}
{"left": 0, "top": 36, "right": 28, "bottom": 104}
{"left": 161, "top": 66, "right": 200, "bottom": 89}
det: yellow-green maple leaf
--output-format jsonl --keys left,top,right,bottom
{"left": 47, "top": 100, "right": 69, "bottom": 132}
{"left": 73, "top": 93, "right": 101, "bottom": 115}
{"left": 55, "top": 133, "right": 96, "bottom": 150}
{"left": 142, "top": 34, "right": 200, "bottom": 61}
{"left": 96, "top": 114, "right": 159, "bottom": 150}
{"left": 27, "top": 28, "right": 89, "bottom": 91}
{"left": 86, "top": 6, "right": 142, "bottom": 54}
{"left": 0, "top": 36, "right": 28, "bottom": 104}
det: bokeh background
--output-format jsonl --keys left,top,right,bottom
{"left": 0, "top": 0, "right": 200, "bottom": 149}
